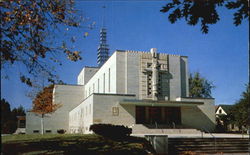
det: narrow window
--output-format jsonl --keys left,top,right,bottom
{"left": 108, "top": 68, "right": 111, "bottom": 92}
{"left": 89, "top": 104, "right": 91, "bottom": 114}
{"left": 33, "top": 130, "right": 39, "bottom": 133}
{"left": 103, "top": 73, "right": 105, "bottom": 93}
{"left": 45, "top": 130, "right": 52, "bottom": 133}
{"left": 93, "top": 83, "right": 95, "bottom": 93}
{"left": 89, "top": 87, "right": 91, "bottom": 95}
{"left": 98, "top": 79, "right": 100, "bottom": 93}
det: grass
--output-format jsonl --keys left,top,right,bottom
{"left": 2, "top": 134, "right": 86, "bottom": 143}
{"left": 2, "top": 134, "right": 155, "bottom": 155}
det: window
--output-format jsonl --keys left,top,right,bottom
{"left": 147, "top": 63, "right": 152, "bottom": 68}
{"left": 219, "top": 109, "right": 222, "bottom": 114}
{"left": 93, "top": 83, "right": 95, "bottom": 93}
{"left": 33, "top": 130, "right": 39, "bottom": 133}
{"left": 89, "top": 104, "right": 91, "bottom": 114}
{"left": 103, "top": 73, "right": 105, "bottom": 93}
{"left": 98, "top": 79, "right": 100, "bottom": 93}
{"left": 45, "top": 130, "right": 52, "bottom": 133}
{"left": 112, "top": 107, "right": 119, "bottom": 116}
{"left": 147, "top": 73, "right": 152, "bottom": 96}
{"left": 108, "top": 68, "right": 111, "bottom": 92}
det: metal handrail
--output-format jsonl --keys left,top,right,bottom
{"left": 154, "top": 121, "right": 164, "bottom": 134}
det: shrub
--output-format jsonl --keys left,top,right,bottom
{"left": 90, "top": 124, "right": 132, "bottom": 139}
{"left": 57, "top": 129, "right": 66, "bottom": 134}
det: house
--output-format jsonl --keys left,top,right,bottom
{"left": 14, "top": 116, "right": 26, "bottom": 134}
{"left": 215, "top": 105, "right": 240, "bottom": 132}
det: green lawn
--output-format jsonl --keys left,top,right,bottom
{"left": 2, "top": 134, "right": 155, "bottom": 155}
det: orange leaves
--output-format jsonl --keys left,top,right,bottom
{"left": 31, "top": 85, "right": 61, "bottom": 115}
{"left": 65, "top": 50, "right": 82, "bottom": 61}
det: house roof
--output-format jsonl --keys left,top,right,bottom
{"left": 217, "top": 105, "right": 233, "bottom": 113}
{"left": 215, "top": 105, "right": 219, "bottom": 112}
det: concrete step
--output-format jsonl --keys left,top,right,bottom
{"left": 168, "top": 137, "right": 250, "bottom": 154}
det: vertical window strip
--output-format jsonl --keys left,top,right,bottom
{"left": 109, "top": 68, "right": 111, "bottom": 92}
{"left": 103, "top": 73, "right": 105, "bottom": 93}
{"left": 98, "top": 79, "right": 100, "bottom": 93}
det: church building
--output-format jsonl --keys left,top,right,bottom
{"left": 26, "top": 29, "right": 215, "bottom": 134}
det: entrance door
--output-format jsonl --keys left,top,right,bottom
{"left": 148, "top": 107, "right": 162, "bottom": 124}
{"left": 164, "top": 107, "right": 181, "bottom": 125}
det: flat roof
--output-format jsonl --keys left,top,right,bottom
{"left": 119, "top": 99, "right": 203, "bottom": 106}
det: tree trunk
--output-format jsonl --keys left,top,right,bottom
{"left": 41, "top": 114, "right": 44, "bottom": 135}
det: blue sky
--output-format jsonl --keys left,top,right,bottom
{"left": 1, "top": 1, "right": 249, "bottom": 110}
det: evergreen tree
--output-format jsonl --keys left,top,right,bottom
{"left": 189, "top": 72, "right": 215, "bottom": 98}
{"left": 231, "top": 85, "right": 249, "bottom": 129}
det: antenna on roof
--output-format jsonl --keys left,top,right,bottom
{"left": 97, "top": 2, "right": 109, "bottom": 67}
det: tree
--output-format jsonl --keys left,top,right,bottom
{"left": 160, "top": 0, "right": 249, "bottom": 33}
{"left": 189, "top": 72, "right": 215, "bottom": 98}
{"left": 1, "top": 99, "right": 12, "bottom": 133}
{"left": 1, "top": 99, "right": 26, "bottom": 133}
{"left": 31, "top": 84, "right": 61, "bottom": 134}
{"left": 12, "top": 105, "right": 26, "bottom": 116}
{"left": 230, "top": 85, "right": 249, "bottom": 130}
{"left": 0, "top": 0, "right": 94, "bottom": 86}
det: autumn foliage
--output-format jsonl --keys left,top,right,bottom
{"left": 0, "top": 0, "right": 86, "bottom": 86}
{"left": 31, "top": 85, "right": 61, "bottom": 115}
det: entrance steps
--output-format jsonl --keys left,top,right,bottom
{"left": 132, "top": 124, "right": 201, "bottom": 134}
{"left": 168, "top": 137, "right": 250, "bottom": 154}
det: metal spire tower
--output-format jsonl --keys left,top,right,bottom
{"left": 97, "top": 5, "right": 109, "bottom": 67}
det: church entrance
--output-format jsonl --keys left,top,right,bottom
{"left": 135, "top": 106, "right": 181, "bottom": 125}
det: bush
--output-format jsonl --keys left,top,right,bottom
{"left": 57, "top": 129, "right": 66, "bottom": 134}
{"left": 90, "top": 124, "right": 132, "bottom": 139}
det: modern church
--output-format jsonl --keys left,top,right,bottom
{"left": 26, "top": 28, "right": 215, "bottom": 134}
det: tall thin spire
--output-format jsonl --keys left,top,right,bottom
{"left": 97, "top": 4, "right": 109, "bottom": 67}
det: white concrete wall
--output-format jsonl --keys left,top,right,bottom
{"left": 180, "top": 56, "right": 189, "bottom": 97}
{"left": 77, "top": 67, "right": 99, "bottom": 85}
{"left": 69, "top": 94, "right": 136, "bottom": 134}
{"left": 178, "top": 98, "right": 216, "bottom": 132}
{"left": 168, "top": 55, "right": 182, "bottom": 100}
{"left": 125, "top": 52, "right": 140, "bottom": 98}
{"left": 69, "top": 95, "right": 94, "bottom": 133}
{"left": 26, "top": 85, "right": 84, "bottom": 134}
{"left": 92, "top": 94, "right": 136, "bottom": 128}
{"left": 84, "top": 52, "right": 117, "bottom": 98}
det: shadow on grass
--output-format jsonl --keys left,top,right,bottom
{"left": 2, "top": 134, "right": 155, "bottom": 155}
